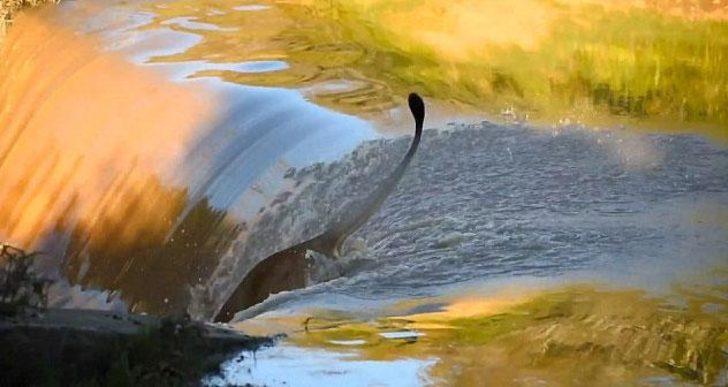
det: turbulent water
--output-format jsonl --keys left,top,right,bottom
{"left": 1, "top": 1, "right": 727, "bottom": 384}
{"left": 0, "top": 4, "right": 374, "bottom": 313}
{"left": 216, "top": 123, "right": 728, "bottom": 320}
{"left": 0, "top": 0, "right": 726, "bottom": 323}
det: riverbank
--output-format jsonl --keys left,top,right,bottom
{"left": 0, "top": 244, "right": 272, "bottom": 385}
{"left": 0, "top": 307, "right": 272, "bottom": 385}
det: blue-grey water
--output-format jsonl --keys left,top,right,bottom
{"left": 0, "top": 0, "right": 725, "bottom": 323}
{"left": 210, "top": 123, "right": 728, "bottom": 320}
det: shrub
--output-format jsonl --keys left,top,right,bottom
{"left": 0, "top": 244, "right": 51, "bottom": 316}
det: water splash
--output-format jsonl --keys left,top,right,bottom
{"left": 0, "top": 9, "right": 375, "bottom": 314}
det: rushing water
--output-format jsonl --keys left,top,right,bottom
{"left": 227, "top": 123, "right": 727, "bottom": 315}
{"left": 0, "top": 1, "right": 727, "bottom": 384}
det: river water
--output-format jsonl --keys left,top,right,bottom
{"left": 1, "top": 1, "right": 726, "bottom": 385}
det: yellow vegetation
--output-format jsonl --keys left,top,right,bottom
{"left": 0, "top": 0, "right": 59, "bottom": 36}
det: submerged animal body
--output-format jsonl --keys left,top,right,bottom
{"left": 213, "top": 93, "right": 426, "bottom": 322}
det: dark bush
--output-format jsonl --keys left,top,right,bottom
{"left": 0, "top": 244, "right": 51, "bottom": 316}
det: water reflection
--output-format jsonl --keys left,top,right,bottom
{"left": 230, "top": 278, "right": 728, "bottom": 386}
{"left": 207, "top": 344, "right": 435, "bottom": 386}
{"left": 128, "top": 0, "right": 727, "bottom": 137}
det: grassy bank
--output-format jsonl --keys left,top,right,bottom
{"left": 301, "top": 0, "right": 728, "bottom": 136}
{"left": 1, "top": 309, "right": 272, "bottom": 385}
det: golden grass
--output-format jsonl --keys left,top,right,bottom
{"left": 0, "top": 0, "right": 59, "bottom": 37}
{"left": 307, "top": 0, "right": 728, "bottom": 136}
{"left": 135, "top": 0, "right": 727, "bottom": 138}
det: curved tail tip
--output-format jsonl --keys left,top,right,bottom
{"left": 408, "top": 93, "right": 425, "bottom": 129}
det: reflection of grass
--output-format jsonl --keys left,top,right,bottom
{"left": 295, "top": 283, "right": 728, "bottom": 385}
{"left": 139, "top": 0, "right": 727, "bottom": 138}
{"left": 305, "top": 1, "right": 728, "bottom": 137}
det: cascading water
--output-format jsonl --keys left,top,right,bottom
{"left": 0, "top": 5, "right": 376, "bottom": 315}
{"left": 1, "top": 0, "right": 726, "bottom": 326}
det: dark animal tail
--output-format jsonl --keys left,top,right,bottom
{"left": 408, "top": 92, "right": 425, "bottom": 146}
{"left": 305, "top": 92, "right": 425, "bottom": 257}
{"left": 212, "top": 93, "right": 425, "bottom": 322}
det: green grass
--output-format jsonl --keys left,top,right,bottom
{"left": 302, "top": 1, "right": 727, "bottom": 136}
